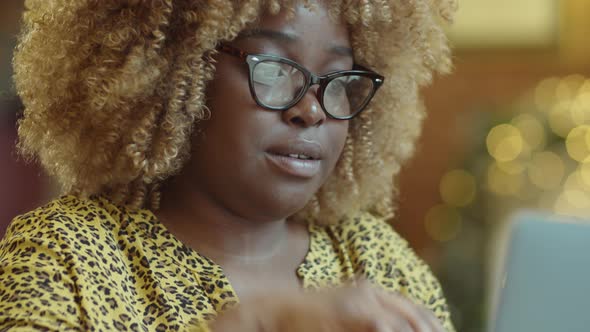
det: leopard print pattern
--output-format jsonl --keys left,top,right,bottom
{"left": 0, "top": 196, "right": 454, "bottom": 331}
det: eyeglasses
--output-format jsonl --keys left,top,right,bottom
{"left": 217, "top": 44, "right": 385, "bottom": 120}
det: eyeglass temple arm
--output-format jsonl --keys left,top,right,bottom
{"left": 217, "top": 44, "right": 249, "bottom": 60}
{"left": 352, "top": 63, "right": 374, "bottom": 72}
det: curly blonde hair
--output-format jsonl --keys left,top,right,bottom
{"left": 14, "top": 0, "right": 456, "bottom": 224}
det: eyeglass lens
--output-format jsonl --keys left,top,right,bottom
{"left": 251, "top": 60, "right": 375, "bottom": 118}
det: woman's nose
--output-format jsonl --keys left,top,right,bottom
{"left": 282, "top": 87, "right": 326, "bottom": 128}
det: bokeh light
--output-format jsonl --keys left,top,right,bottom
{"left": 555, "top": 74, "right": 586, "bottom": 102}
{"left": 511, "top": 114, "right": 546, "bottom": 151}
{"left": 565, "top": 125, "right": 590, "bottom": 163}
{"left": 496, "top": 160, "right": 527, "bottom": 175}
{"left": 534, "top": 77, "right": 560, "bottom": 110}
{"left": 548, "top": 102, "right": 578, "bottom": 138}
{"left": 571, "top": 92, "right": 589, "bottom": 125}
{"left": 527, "top": 151, "right": 565, "bottom": 190}
{"left": 537, "top": 191, "right": 559, "bottom": 210}
{"left": 485, "top": 75, "right": 590, "bottom": 210}
{"left": 486, "top": 162, "right": 525, "bottom": 196}
{"left": 439, "top": 169, "right": 477, "bottom": 207}
{"left": 486, "top": 124, "right": 524, "bottom": 162}
{"left": 424, "top": 204, "right": 462, "bottom": 242}
{"left": 580, "top": 163, "right": 590, "bottom": 188}
{"left": 554, "top": 189, "right": 590, "bottom": 218}
{"left": 564, "top": 170, "right": 590, "bottom": 192}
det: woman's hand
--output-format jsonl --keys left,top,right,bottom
{"left": 210, "top": 283, "right": 445, "bottom": 332}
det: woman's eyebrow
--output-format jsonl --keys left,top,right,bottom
{"left": 330, "top": 45, "right": 353, "bottom": 57}
{"left": 236, "top": 28, "right": 298, "bottom": 43}
{"left": 236, "top": 28, "right": 353, "bottom": 57}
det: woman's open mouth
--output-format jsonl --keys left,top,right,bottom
{"left": 265, "top": 139, "right": 324, "bottom": 179}
{"left": 265, "top": 152, "right": 322, "bottom": 178}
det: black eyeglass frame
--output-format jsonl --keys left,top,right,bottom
{"left": 217, "top": 44, "right": 385, "bottom": 120}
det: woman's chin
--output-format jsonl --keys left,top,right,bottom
{"left": 248, "top": 194, "right": 315, "bottom": 223}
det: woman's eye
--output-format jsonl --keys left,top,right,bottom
{"left": 334, "top": 80, "right": 346, "bottom": 90}
{"left": 327, "top": 80, "right": 347, "bottom": 97}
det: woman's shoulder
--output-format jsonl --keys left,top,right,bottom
{"left": 327, "top": 212, "right": 455, "bottom": 331}
{"left": 329, "top": 211, "right": 411, "bottom": 255}
{"left": 4, "top": 195, "right": 122, "bottom": 242}
{"left": 331, "top": 211, "right": 436, "bottom": 283}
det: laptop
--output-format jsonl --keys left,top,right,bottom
{"left": 490, "top": 211, "right": 590, "bottom": 332}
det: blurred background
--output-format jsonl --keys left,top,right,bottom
{"left": 1, "top": 1, "right": 589, "bottom": 331}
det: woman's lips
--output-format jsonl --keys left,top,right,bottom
{"left": 265, "top": 152, "right": 321, "bottom": 179}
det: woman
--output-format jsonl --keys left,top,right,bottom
{"left": 0, "top": 0, "right": 456, "bottom": 331}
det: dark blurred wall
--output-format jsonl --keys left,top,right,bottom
{"left": 1, "top": 0, "right": 47, "bottom": 237}
{"left": 0, "top": 99, "right": 46, "bottom": 237}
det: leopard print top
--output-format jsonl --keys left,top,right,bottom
{"left": 0, "top": 196, "right": 454, "bottom": 331}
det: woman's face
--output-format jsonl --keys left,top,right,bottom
{"left": 188, "top": 2, "right": 351, "bottom": 222}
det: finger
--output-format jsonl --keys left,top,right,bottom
{"left": 345, "top": 310, "right": 414, "bottom": 332}
{"left": 355, "top": 289, "right": 417, "bottom": 332}
{"left": 416, "top": 308, "right": 445, "bottom": 332}
{"left": 329, "top": 287, "right": 413, "bottom": 332}
{"left": 399, "top": 304, "right": 444, "bottom": 332}
{"left": 375, "top": 292, "right": 437, "bottom": 332}
{"left": 378, "top": 312, "right": 416, "bottom": 332}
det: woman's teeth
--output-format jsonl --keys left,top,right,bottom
{"left": 288, "top": 154, "right": 312, "bottom": 160}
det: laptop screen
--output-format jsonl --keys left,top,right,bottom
{"left": 491, "top": 212, "right": 590, "bottom": 332}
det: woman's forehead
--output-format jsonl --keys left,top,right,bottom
{"left": 239, "top": 2, "right": 352, "bottom": 55}
{"left": 237, "top": 27, "right": 353, "bottom": 58}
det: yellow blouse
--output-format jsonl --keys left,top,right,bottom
{"left": 0, "top": 196, "right": 454, "bottom": 331}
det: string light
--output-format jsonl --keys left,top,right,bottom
{"left": 439, "top": 169, "right": 477, "bottom": 207}
{"left": 534, "top": 77, "right": 560, "bottom": 110}
{"left": 554, "top": 189, "right": 590, "bottom": 218}
{"left": 434, "top": 74, "right": 590, "bottom": 241}
{"left": 580, "top": 163, "right": 590, "bottom": 188}
{"left": 548, "top": 102, "right": 577, "bottom": 138}
{"left": 496, "top": 160, "right": 527, "bottom": 175}
{"left": 480, "top": 75, "right": 590, "bottom": 216}
{"left": 512, "top": 114, "right": 546, "bottom": 151}
{"left": 486, "top": 124, "right": 524, "bottom": 162}
{"left": 528, "top": 151, "right": 565, "bottom": 190}
{"left": 556, "top": 74, "right": 586, "bottom": 102}
{"left": 486, "top": 162, "right": 524, "bottom": 196}
{"left": 565, "top": 125, "right": 590, "bottom": 163}
{"left": 564, "top": 171, "right": 590, "bottom": 192}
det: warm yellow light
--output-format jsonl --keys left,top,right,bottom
{"left": 487, "top": 162, "right": 524, "bottom": 196}
{"left": 556, "top": 75, "right": 586, "bottom": 102}
{"left": 566, "top": 190, "right": 590, "bottom": 208}
{"left": 424, "top": 204, "right": 462, "bottom": 242}
{"left": 570, "top": 93, "right": 588, "bottom": 127}
{"left": 564, "top": 171, "right": 590, "bottom": 192}
{"left": 486, "top": 124, "right": 524, "bottom": 162}
{"left": 512, "top": 114, "right": 546, "bottom": 151}
{"left": 538, "top": 191, "right": 558, "bottom": 210}
{"left": 497, "top": 160, "right": 527, "bottom": 175}
{"left": 548, "top": 102, "right": 577, "bottom": 138}
{"left": 577, "top": 89, "right": 590, "bottom": 101}
{"left": 554, "top": 190, "right": 590, "bottom": 218}
{"left": 528, "top": 151, "right": 565, "bottom": 190}
{"left": 581, "top": 163, "right": 590, "bottom": 188}
{"left": 439, "top": 169, "right": 477, "bottom": 207}
{"left": 535, "top": 77, "right": 560, "bottom": 110}
{"left": 565, "top": 125, "right": 590, "bottom": 163}
{"left": 580, "top": 80, "right": 590, "bottom": 94}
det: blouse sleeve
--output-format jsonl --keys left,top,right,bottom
{"left": 0, "top": 200, "right": 216, "bottom": 332}
{"left": 337, "top": 212, "right": 456, "bottom": 332}
{"left": 0, "top": 211, "right": 85, "bottom": 331}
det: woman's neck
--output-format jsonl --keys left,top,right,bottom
{"left": 155, "top": 178, "right": 293, "bottom": 266}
